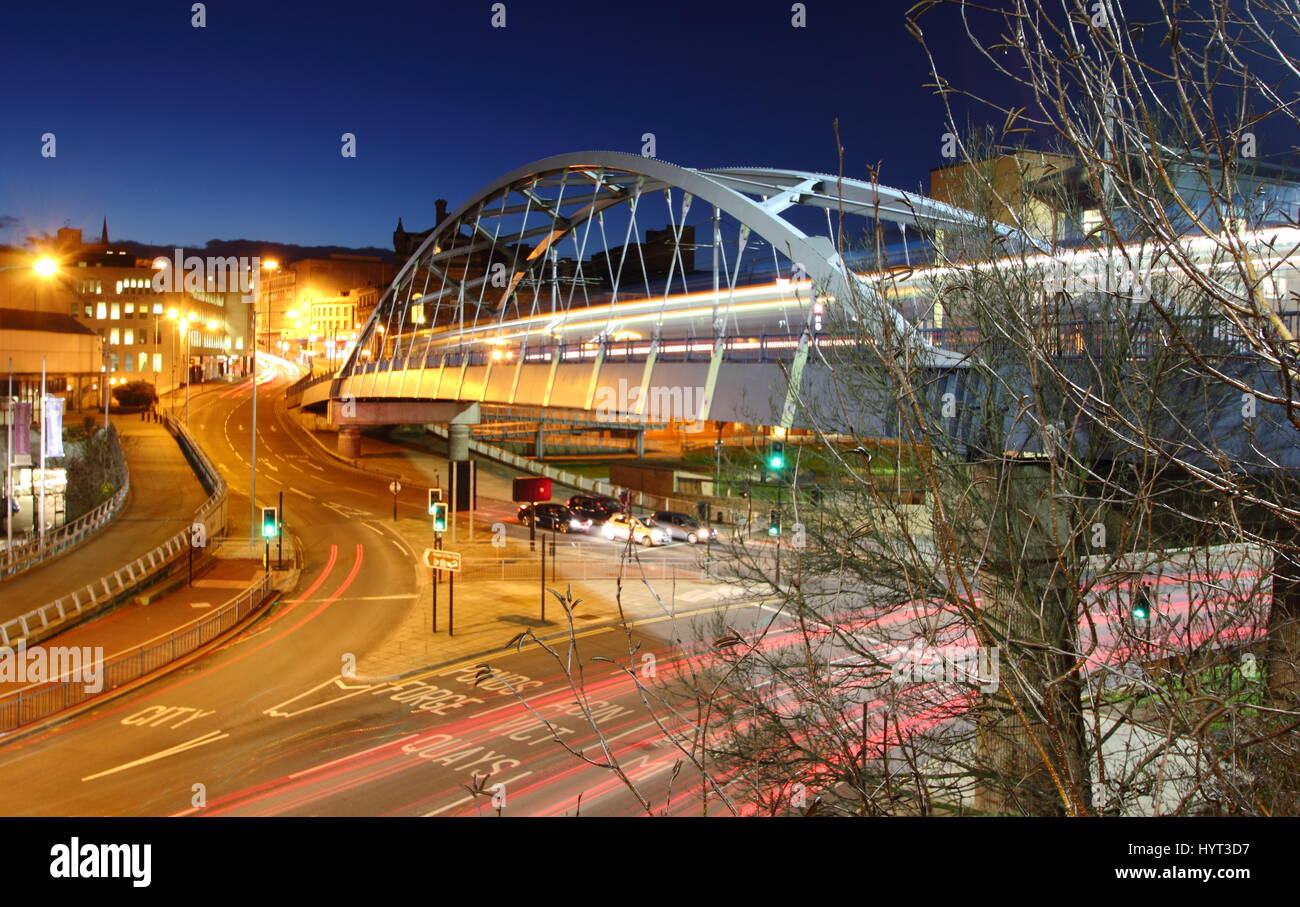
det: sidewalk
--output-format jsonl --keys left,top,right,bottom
{"left": 0, "top": 415, "right": 206, "bottom": 622}
{"left": 0, "top": 559, "right": 266, "bottom": 697}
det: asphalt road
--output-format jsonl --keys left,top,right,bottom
{"left": 0, "top": 370, "right": 743, "bottom": 817}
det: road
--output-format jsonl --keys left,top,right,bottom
{"left": 0, "top": 369, "right": 746, "bottom": 817}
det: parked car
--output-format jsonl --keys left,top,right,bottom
{"left": 517, "top": 503, "right": 591, "bottom": 533}
{"left": 648, "top": 510, "right": 710, "bottom": 544}
{"left": 566, "top": 493, "right": 619, "bottom": 523}
{"left": 601, "top": 512, "right": 668, "bottom": 547}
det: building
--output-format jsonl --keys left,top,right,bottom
{"left": 33, "top": 225, "right": 252, "bottom": 398}
{"left": 257, "top": 254, "right": 395, "bottom": 358}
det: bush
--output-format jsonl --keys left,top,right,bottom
{"left": 111, "top": 380, "right": 158, "bottom": 409}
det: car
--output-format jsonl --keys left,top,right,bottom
{"left": 601, "top": 512, "right": 668, "bottom": 547}
{"left": 647, "top": 510, "right": 711, "bottom": 544}
{"left": 517, "top": 502, "right": 591, "bottom": 533}
{"left": 566, "top": 493, "right": 619, "bottom": 523}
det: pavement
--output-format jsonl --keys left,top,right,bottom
{"left": 0, "top": 558, "right": 266, "bottom": 698}
{"left": 0, "top": 414, "right": 207, "bottom": 623}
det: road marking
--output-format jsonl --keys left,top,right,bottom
{"left": 289, "top": 487, "right": 313, "bottom": 501}
{"left": 421, "top": 770, "right": 535, "bottom": 816}
{"left": 81, "top": 730, "right": 229, "bottom": 782}
{"left": 287, "top": 733, "right": 420, "bottom": 779}
{"left": 190, "top": 602, "right": 211, "bottom": 609}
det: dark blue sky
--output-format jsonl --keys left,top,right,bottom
{"left": 0, "top": 0, "right": 995, "bottom": 250}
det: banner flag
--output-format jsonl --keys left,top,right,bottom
{"left": 42, "top": 396, "right": 64, "bottom": 458}
{"left": 13, "top": 402, "right": 31, "bottom": 458}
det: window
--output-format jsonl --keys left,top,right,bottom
{"left": 152, "top": 353, "right": 162, "bottom": 372}
{"left": 124, "top": 302, "right": 135, "bottom": 315}
{"left": 124, "top": 357, "right": 134, "bottom": 372}
{"left": 110, "top": 303, "right": 120, "bottom": 320}
{"left": 96, "top": 302, "right": 107, "bottom": 320}
{"left": 123, "top": 329, "right": 134, "bottom": 344}
{"left": 139, "top": 332, "right": 147, "bottom": 345}
{"left": 138, "top": 352, "right": 149, "bottom": 372}
{"left": 153, "top": 303, "right": 163, "bottom": 315}
{"left": 83, "top": 304, "right": 92, "bottom": 317}
{"left": 110, "top": 328, "right": 120, "bottom": 344}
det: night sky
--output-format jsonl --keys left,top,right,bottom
{"left": 0, "top": 0, "right": 1003, "bottom": 251}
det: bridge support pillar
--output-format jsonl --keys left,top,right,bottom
{"left": 634, "top": 430, "right": 645, "bottom": 458}
{"left": 534, "top": 426, "right": 545, "bottom": 461}
{"left": 448, "top": 423, "right": 470, "bottom": 462}
{"left": 338, "top": 425, "right": 362, "bottom": 459}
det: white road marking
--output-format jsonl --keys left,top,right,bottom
{"left": 287, "top": 733, "right": 420, "bottom": 780}
{"left": 421, "top": 770, "right": 535, "bottom": 816}
{"left": 289, "top": 487, "right": 314, "bottom": 501}
{"left": 81, "top": 730, "right": 229, "bottom": 782}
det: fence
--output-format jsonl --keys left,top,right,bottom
{"left": 461, "top": 550, "right": 707, "bottom": 582}
{"left": 0, "top": 571, "right": 273, "bottom": 732}
{"left": 0, "top": 415, "right": 229, "bottom": 647}
{"left": 0, "top": 425, "right": 130, "bottom": 579}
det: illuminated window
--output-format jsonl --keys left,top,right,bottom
{"left": 96, "top": 302, "right": 107, "bottom": 320}
{"left": 110, "top": 303, "right": 120, "bottom": 320}
{"left": 124, "top": 329, "right": 134, "bottom": 344}
{"left": 110, "top": 328, "right": 120, "bottom": 344}
{"left": 138, "top": 352, "right": 149, "bottom": 372}
{"left": 153, "top": 303, "right": 163, "bottom": 314}
{"left": 152, "top": 353, "right": 162, "bottom": 371}
{"left": 124, "top": 302, "right": 135, "bottom": 315}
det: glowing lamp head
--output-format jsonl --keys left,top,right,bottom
{"left": 33, "top": 257, "right": 58, "bottom": 277}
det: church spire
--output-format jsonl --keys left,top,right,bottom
{"left": 100, "top": 217, "right": 109, "bottom": 245}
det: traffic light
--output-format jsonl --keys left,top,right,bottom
{"left": 261, "top": 506, "right": 279, "bottom": 539}
{"left": 768, "top": 508, "right": 781, "bottom": 536}
{"left": 427, "top": 487, "right": 443, "bottom": 515}
{"left": 768, "top": 440, "right": 785, "bottom": 471}
{"left": 431, "top": 501, "right": 448, "bottom": 533}
{"left": 1132, "top": 586, "right": 1152, "bottom": 622}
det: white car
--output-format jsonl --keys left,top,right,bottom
{"left": 601, "top": 513, "right": 667, "bottom": 547}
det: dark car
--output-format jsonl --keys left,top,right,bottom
{"left": 517, "top": 502, "right": 591, "bottom": 533}
{"left": 648, "top": 510, "right": 711, "bottom": 544}
{"left": 566, "top": 493, "right": 619, "bottom": 523}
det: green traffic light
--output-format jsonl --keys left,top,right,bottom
{"left": 1132, "top": 604, "right": 1148, "bottom": 620}
{"left": 768, "top": 524, "right": 779, "bottom": 536}
{"left": 768, "top": 454, "right": 784, "bottom": 470}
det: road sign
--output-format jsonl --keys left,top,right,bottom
{"left": 422, "top": 548, "right": 462, "bottom": 572}
{"left": 389, "top": 479, "right": 402, "bottom": 495}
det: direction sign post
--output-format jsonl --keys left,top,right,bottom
{"left": 389, "top": 479, "right": 401, "bottom": 522}
{"left": 423, "top": 548, "right": 461, "bottom": 635}
{"left": 422, "top": 548, "right": 461, "bottom": 572}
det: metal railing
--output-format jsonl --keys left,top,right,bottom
{"left": 0, "top": 415, "right": 229, "bottom": 646}
{"left": 461, "top": 552, "right": 705, "bottom": 582}
{"left": 0, "top": 426, "right": 130, "bottom": 579}
{"left": 0, "top": 571, "right": 273, "bottom": 732}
